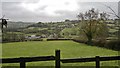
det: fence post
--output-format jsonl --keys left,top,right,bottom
{"left": 55, "top": 50, "right": 60, "bottom": 68}
{"left": 20, "top": 57, "right": 26, "bottom": 68}
{"left": 95, "top": 56, "right": 100, "bottom": 68}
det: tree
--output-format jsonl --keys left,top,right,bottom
{"left": 77, "top": 8, "right": 109, "bottom": 45}
{"left": 103, "top": 3, "right": 120, "bottom": 41}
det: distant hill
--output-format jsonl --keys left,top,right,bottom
{"left": 5, "top": 21, "right": 34, "bottom": 28}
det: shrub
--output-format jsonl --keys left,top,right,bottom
{"left": 73, "top": 37, "right": 120, "bottom": 51}
{"left": 47, "top": 38, "right": 72, "bottom": 41}
{"left": 105, "top": 40, "right": 120, "bottom": 51}
{"left": 30, "top": 38, "right": 43, "bottom": 41}
{"left": 72, "top": 36, "right": 87, "bottom": 44}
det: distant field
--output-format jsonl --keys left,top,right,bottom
{"left": 1, "top": 41, "right": 119, "bottom": 67}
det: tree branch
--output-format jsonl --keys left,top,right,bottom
{"left": 103, "top": 4, "right": 120, "bottom": 19}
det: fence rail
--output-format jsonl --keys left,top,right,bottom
{"left": 0, "top": 50, "right": 120, "bottom": 68}
{"left": 2, "top": 56, "right": 55, "bottom": 63}
{"left": 61, "top": 56, "right": 120, "bottom": 63}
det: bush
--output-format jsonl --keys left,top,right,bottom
{"left": 91, "top": 40, "right": 120, "bottom": 51}
{"left": 28, "top": 38, "right": 43, "bottom": 41}
{"left": 72, "top": 36, "right": 87, "bottom": 44}
{"left": 73, "top": 37, "right": 120, "bottom": 51}
{"left": 92, "top": 40, "right": 106, "bottom": 47}
{"left": 2, "top": 32, "right": 26, "bottom": 43}
{"left": 47, "top": 38, "right": 72, "bottom": 41}
{"left": 105, "top": 40, "right": 120, "bottom": 51}
{"left": 72, "top": 39, "right": 87, "bottom": 44}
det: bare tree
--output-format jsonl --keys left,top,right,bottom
{"left": 77, "top": 8, "right": 109, "bottom": 45}
{"left": 103, "top": 3, "right": 120, "bottom": 41}
{"left": 103, "top": 4, "right": 120, "bottom": 19}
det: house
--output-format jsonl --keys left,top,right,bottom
{"left": 25, "top": 35, "right": 41, "bottom": 40}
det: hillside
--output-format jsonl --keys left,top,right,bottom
{"left": 7, "top": 21, "right": 34, "bottom": 28}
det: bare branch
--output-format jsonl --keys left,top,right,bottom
{"left": 103, "top": 4, "right": 120, "bottom": 19}
{"left": 2, "top": 15, "right": 5, "bottom": 19}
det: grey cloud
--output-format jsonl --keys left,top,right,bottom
{"left": 1, "top": 2, "right": 119, "bottom": 22}
{"left": 0, "top": 2, "right": 2, "bottom": 17}
{"left": 37, "top": 5, "right": 48, "bottom": 10}
{"left": 77, "top": 2, "right": 118, "bottom": 19}
{"left": 77, "top": 2, "right": 118, "bottom": 12}
{"left": 118, "top": 2, "right": 120, "bottom": 16}
{"left": 2, "top": 2, "right": 22, "bottom": 11}
{"left": 2, "top": 2, "right": 79, "bottom": 22}
{"left": 2, "top": 0, "right": 39, "bottom": 3}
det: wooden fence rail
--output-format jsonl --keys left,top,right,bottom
{"left": 2, "top": 56, "right": 55, "bottom": 63}
{"left": 0, "top": 50, "right": 120, "bottom": 68}
{"left": 61, "top": 56, "right": 120, "bottom": 68}
{"left": 61, "top": 56, "right": 120, "bottom": 63}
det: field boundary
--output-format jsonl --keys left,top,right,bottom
{"left": 1, "top": 50, "right": 120, "bottom": 68}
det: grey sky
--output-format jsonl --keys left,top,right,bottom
{"left": 0, "top": 0, "right": 119, "bottom": 22}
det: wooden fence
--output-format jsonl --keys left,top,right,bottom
{"left": 0, "top": 50, "right": 120, "bottom": 68}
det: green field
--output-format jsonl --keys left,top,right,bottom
{"left": 1, "top": 41, "right": 119, "bottom": 67}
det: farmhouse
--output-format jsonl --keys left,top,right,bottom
{"left": 25, "top": 35, "right": 41, "bottom": 40}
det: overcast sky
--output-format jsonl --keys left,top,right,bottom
{"left": 0, "top": 0, "right": 120, "bottom": 22}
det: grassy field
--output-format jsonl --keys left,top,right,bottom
{"left": 1, "top": 41, "right": 119, "bottom": 67}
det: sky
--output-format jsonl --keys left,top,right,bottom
{"left": 0, "top": 0, "right": 120, "bottom": 22}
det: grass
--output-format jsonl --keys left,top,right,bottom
{"left": 1, "top": 41, "right": 119, "bottom": 67}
